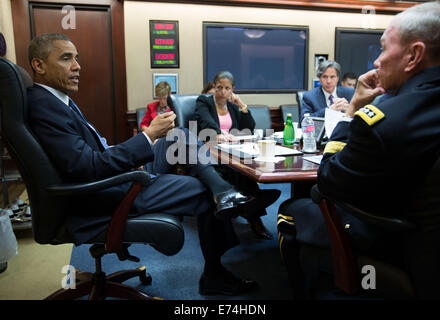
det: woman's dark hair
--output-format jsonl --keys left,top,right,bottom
{"left": 213, "top": 70, "right": 235, "bottom": 86}
{"left": 201, "top": 81, "right": 215, "bottom": 94}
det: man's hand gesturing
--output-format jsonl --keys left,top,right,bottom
{"left": 143, "top": 111, "right": 176, "bottom": 142}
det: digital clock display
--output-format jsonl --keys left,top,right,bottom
{"left": 150, "top": 20, "right": 179, "bottom": 68}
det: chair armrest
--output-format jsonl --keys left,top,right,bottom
{"left": 311, "top": 185, "right": 415, "bottom": 232}
{"left": 47, "top": 170, "right": 151, "bottom": 254}
{"left": 310, "top": 184, "right": 415, "bottom": 294}
{"left": 46, "top": 170, "right": 151, "bottom": 196}
{"left": 310, "top": 184, "right": 358, "bottom": 294}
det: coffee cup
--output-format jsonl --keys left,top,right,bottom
{"left": 255, "top": 139, "right": 276, "bottom": 160}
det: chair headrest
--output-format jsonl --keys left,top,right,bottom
{"left": 17, "top": 65, "right": 33, "bottom": 88}
{"left": 168, "top": 94, "right": 200, "bottom": 128}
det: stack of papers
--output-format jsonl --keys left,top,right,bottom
{"left": 274, "top": 145, "right": 302, "bottom": 156}
{"left": 215, "top": 142, "right": 302, "bottom": 159}
{"left": 324, "top": 108, "right": 346, "bottom": 138}
{"left": 233, "top": 135, "right": 257, "bottom": 141}
{"left": 303, "top": 155, "right": 323, "bottom": 165}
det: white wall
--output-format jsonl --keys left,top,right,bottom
{"left": 124, "top": 1, "right": 393, "bottom": 110}
{"left": 0, "top": 0, "right": 16, "bottom": 63}
{"left": 1, "top": 1, "right": 394, "bottom": 110}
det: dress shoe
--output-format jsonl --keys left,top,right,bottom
{"left": 214, "top": 188, "right": 255, "bottom": 220}
{"left": 199, "top": 268, "right": 259, "bottom": 296}
{"left": 248, "top": 217, "right": 273, "bottom": 240}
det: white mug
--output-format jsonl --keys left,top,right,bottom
{"left": 255, "top": 139, "right": 276, "bottom": 160}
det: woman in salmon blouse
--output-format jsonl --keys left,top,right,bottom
{"left": 140, "top": 81, "right": 172, "bottom": 130}
{"left": 195, "top": 71, "right": 280, "bottom": 240}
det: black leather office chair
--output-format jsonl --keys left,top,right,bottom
{"left": 280, "top": 104, "right": 299, "bottom": 123}
{"left": 309, "top": 169, "right": 440, "bottom": 299}
{"left": 0, "top": 57, "right": 185, "bottom": 300}
{"left": 295, "top": 91, "right": 306, "bottom": 126}
{"left": 247, "top": 105, "right": 272, "bottom": 134}
{"left": 168, "top": 94, "right": 204, "bottom": 128}
{"left": 135, "top": 107, "right": 147, "bottom": 131}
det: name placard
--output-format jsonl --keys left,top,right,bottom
{"left": 150, "top": 20, "right": 179, "bottom": 68}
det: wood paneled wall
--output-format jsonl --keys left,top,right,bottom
{"left": 129, "top": 0, "right": 416, "bottom": 14}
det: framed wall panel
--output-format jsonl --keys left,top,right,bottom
{"left": 149, "top": 20, "right": 179, "bottom": 68}
{"left": 335, "top": 27, "right": 384, "bottom": 82}
{"left": 152, "top": 73, "right": 178, "bottom": 97}
{"left": 203, "top": 22, "right": 309, "bottom": 93}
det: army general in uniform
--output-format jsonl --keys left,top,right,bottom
{"left": 277, "top": 1, "right": 440, "bottom": 299}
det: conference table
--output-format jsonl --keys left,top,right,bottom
{"left": 208, "top": 143, "right": 321, "bottom": 198}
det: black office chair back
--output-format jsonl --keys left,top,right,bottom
{"left": 408, "top": 156, "right": 440, "bottom": 218}
{"left": 247, "top": 105, "right": 272, "bottom": 131}
{"left": 136, "top": 107, "right": 147, "bottom": 131}
{"left": 0, "top": 58, "right": 69, "bottom": 244}
{"left": 311, "top": 154, "right": 440, "bottom": 298}
{"left": 296, "top": 91, "right": 305, "bottom": 126}
{"left": 168, "top": 94, "right": 202, "bottom": 128}
{"left": 404, "top": 155, "right": 440, "bottom": 298}
{"left": 280, "top": 104, "right": 299, "bottom": 123}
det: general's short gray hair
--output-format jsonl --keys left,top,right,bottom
{"left": 394, "top": 1, "right": 440, "bottom": 61}
{"left": 316, "top": 60, "right": 341, "bottom": 78}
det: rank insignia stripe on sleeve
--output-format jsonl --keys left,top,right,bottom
{"left": 277, "top": 213, "right": 295, "bottom": 228}
{"left": 354, "top": 104, "right": 385, "bottom": 126}
{"left": 323, "top": 141, "right": 347, "bottom": 155}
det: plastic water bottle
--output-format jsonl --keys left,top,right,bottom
{"left": 301, "top": 113, "right": 317, "bottom": 152}
{"left": 283, "top": 113, "right": 295, "bottom": 145}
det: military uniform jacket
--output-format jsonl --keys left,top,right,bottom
{"left": 318, "top": 65, "right": 440, "bottom": 229}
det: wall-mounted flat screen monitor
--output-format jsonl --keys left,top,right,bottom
{"left": 335, "top": 28, "right": 384, "bottom": 82}
{"left": 203, "top": 23, "right": 309, "bottom": 93}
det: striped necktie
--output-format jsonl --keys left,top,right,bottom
{"left": 329, "top": 94, "right": 334, "bottom": 106}
{"left": 68, "top": 98, "right": 109, "bottom": 149}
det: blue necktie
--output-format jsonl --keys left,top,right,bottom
{"left": 68, "top": 98, "right": 109, "bottom": 149}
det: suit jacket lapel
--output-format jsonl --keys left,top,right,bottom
{"left": 208, "top": 95, "right": 220, "bottom": 127}
{"left": 318, "top": 88, "right": 327, "bottom": 111}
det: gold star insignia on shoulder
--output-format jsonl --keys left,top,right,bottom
{"left": 354, "top": 104, "right": 385, "bottom": 126}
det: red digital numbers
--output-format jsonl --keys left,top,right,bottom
{"left": 155, "top": 53, "right": 175, "bottom": 60}
{"left": 155, "top": 39, "right": 175, "bottom": 45}
{"left": 154, "top": 24, "right": 174, "bottom": 30}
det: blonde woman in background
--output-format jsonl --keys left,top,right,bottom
{"left": 140, "top": 81, "right": 172, "bottom": 130}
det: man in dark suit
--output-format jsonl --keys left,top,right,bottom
{"left": 279, "top": 1, "right": 440, "bottom": 298}
{"left": 26, "top": 33, "right": 258, "bottom": 296}
{"left": 301, "top": 60, "right": 355, "bottom": 121}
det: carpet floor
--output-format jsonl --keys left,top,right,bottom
{"left": 70, "top": 183, "right": 293, "bottom": 300}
